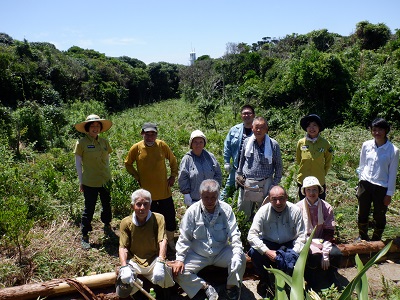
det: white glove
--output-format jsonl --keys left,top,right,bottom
{"left": 120, "top": 266, "right": 135, "bottom": 285}
{"left": 231, "top": 253, "right": 242, "bottom": 273}
{"left": 184, "top": 194, "right": 192, "bottom": 206}
{"left": 321, "top": 252, "right": 330, "bottom": 270}
{"left": 152, "top": 261, "right": 165, "bottom": 284}
{"left": 321, "top": 241, "right": 332, "bottom": 270}
{"left": 224, "top": 163, "right": 231, "bottom": 172}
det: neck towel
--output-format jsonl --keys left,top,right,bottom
{"left": 245, "top": 134, "right": 272, "bottom": 164}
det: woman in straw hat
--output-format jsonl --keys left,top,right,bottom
{"left": 74, "top": 114, "right": 113, "bottom": 249}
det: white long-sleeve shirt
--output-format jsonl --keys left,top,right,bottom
{"left": 247, "top": 202, "right": 306, "bottom": 255}
{"left": 175, "top": 200, "right": 243, "bottom": 262}
{"left": 357, "top": 139, "right": 399, "bottom": 196}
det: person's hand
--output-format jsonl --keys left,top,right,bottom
{"left": 321, "top": 252, "right": 330, "bottom": 270}
{"left": 231, "top": 253, "right": 242, "bottom": 273}
{"left": 383, "top": 195, "right": 392, "bottom": 206}
{"left": 236, "top": 174, "right": 245, "bottom": 187}
{"left": 152, "top": 260, "right": 165, "bottom": 284}
{"left": 79, "top": 184, "right": 84, "bottom": 192}
{"left": 184, "top": 194, "right": 192, "bottom": 206}
{"left": 224, "top": 163, "right": 231, "bottom": 173}
{"left": 265, "top": 249, "right": 277, "bottom": 261}
{"left": 120, "top": 265, "right": 135, "bottom": 285}
{"left": 171, "top": 260, "right": 185, "bottom": 277}
{"left": 167, "top": 176, "right": 175, "bottom": 187}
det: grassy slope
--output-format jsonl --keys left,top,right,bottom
{"left": 1, "top": 98, "right": 399, "bottom": 288}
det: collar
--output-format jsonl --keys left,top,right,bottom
{"left": 132, "top": 211, "right": 152, "bottom": 226}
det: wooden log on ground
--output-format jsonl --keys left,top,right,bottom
{"left": 0, "top": 272, "right": 116, "bottom": 300}
{"left": 1, "top": 239, "right": 399, "bottom": 300}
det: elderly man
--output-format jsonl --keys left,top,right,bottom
{"left": 220, "top": 104, "right": 255, "bottom": 201}
{"left": 236, "top": 116, "right": 283, "bottom": 220}
{"left": 125, "top": 122, "right": 178, "bottom": 251}
{"left": 172, "top": 179, "right": 246, "bottom": 300}
{"left": 247, "top": 186, "right": 306, "bottom": 298}
{"left": 116, "top": 188, "right": 174, "bottom": 299}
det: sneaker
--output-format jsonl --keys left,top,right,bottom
{"left": 226, "top": 286, "right": 240, "bottom": 300}
{"left": 205, "top": 284, "right": 219, "bottom": 300}
{"left": 81, "top": 235, "right": 91, "bottom": 250}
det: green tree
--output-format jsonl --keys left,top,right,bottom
{"left": 354, "top": 21, "right": 391, "bottom": 50}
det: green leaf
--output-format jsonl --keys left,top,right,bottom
{"left": 354, "top": 255, "right": 369, "bottom": 299}
{"left": 338, "top": 241, "right": 393, "bottom": 300}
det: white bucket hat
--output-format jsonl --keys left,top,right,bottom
{"left": 301, "top": 176, "right": 324, "bottom": 195}
{"left": 189, "top": 130, "right": 207, "bottom": 148}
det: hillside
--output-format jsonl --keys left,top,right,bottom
{"left": 0, "top": 99, "right": 400, "bottom": 299}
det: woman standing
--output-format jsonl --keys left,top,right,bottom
{"left": 356, "top": 118, "right": 399, "bottom": 241}
{"left": 296, "top": 114, "right": 333, "bottom": 200}
{"left": 178, "top": 130, "right": 222, "bottom": 206}
{"left": 74, "top": 114, "right": 113, "bottom": 249}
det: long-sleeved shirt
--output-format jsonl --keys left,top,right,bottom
{"left": 296, "top": 135, "right": 333, "bottom": 186}
{"left": 357, "top": 139, "right": 399, "bottom": 196}
{"left": 237, "top": 136, "right": 283, "bottom": 186}
{"left": 74, "top": 135, "right": 112, "bottom": 187}
{"left": 296, "top": 198, "right": 335, "bottom": 242}
{"left": 124, "top": 139, "right": 178, "bottom": 200}
{"left": 175, "top": 201, "right": 243, "bottom": 262}
{"left": 178, "top": 150, "right": 222, "bottom": 200}
{"left": 247, "top": 202, "right": 306, "bottom": 254}
{"left": 223, "top": 123, "right": 253, "bottom": 169}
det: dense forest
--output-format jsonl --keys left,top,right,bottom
{"left": 1, "top": 20, "right": 400, "bottom": 154}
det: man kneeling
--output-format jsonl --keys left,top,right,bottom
{"left": 172, "top": 179, "right": 246, "bottom": 300}
{"left": 116, "top": 189, "right": 174, "bottom": 299}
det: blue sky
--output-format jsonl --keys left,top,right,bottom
{"left": 2, "top": 0, "right": 399, "bottom": 65}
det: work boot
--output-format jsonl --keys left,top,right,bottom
{"left": 226, "top": 285, "right": 240, "bottom": 300}
{"left": 371, "top": 228, "right": 384, "bottom": 241}
{"left": 356, "top": 222, "right": 370, "bottom": 241}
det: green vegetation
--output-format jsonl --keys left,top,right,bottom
{"left": 0, "top": 20, "right": 400, "bottom": 299}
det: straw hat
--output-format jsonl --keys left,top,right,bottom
{"left": 75, "top": 114, "right": 112, "bottom": 133}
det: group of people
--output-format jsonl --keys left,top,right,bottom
{"left": 73, "top": 107, "right": 399, "bottom": 299}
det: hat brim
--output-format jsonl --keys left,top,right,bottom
{"left": 75, "top": 119, "right": 113, "bottom": 133}
{"left": 301, "top": 184, "right": 324, "bottom": 195}
{"left": 300, "top": 115, "right": 324, "bottom": 131}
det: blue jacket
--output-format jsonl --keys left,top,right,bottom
{"left": 224, "top": 123, "right": 251, "bottom": 169}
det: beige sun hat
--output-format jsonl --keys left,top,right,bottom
{"left": 301, "top": 176, "right": 324, "bottom": 195}
{"left": 75, "top": 114, "right": 113, "bottom": 133}
{"left": 189, "top": 130, "right": 207, "bottom": 148}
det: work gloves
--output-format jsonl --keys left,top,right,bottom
{"left": 152, "top": 260, "right": 165, "bottom": 285}
{"left": 224, "top": 163, "right": 231, "bottom": 172}
{"left": 321, "top": 241, "right": 332, "bottom": 270}
{"left": 230, "top": 253, "right": 243, "bottom": 273}
{"left": 120, "top": 265, "right": 136, "bottom": 286}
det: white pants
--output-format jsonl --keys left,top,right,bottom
{"left": 175, "top": 246, "right": 246, "bottom": 299}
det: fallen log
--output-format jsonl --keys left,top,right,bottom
{"left": 1, "top": 240, "right": 399, "bottom": 300}
{"left": 0, "top": 272, "right": 116, "bottom": 300}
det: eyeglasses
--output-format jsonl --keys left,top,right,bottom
{"left": 242, "top": 112, "right": 254, "bottom": 116}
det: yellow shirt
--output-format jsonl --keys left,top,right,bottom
{"left": 124, "top": 140, "right": 178, "bottom": 200}
{"left": 119, "top": 212, "right": 166, "bottom": 267}
{"left": 296, "top": 136, "right": 333, "bottom": 185}
{"left": 74, "top": 135, "right": 112, "bottom": 187}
